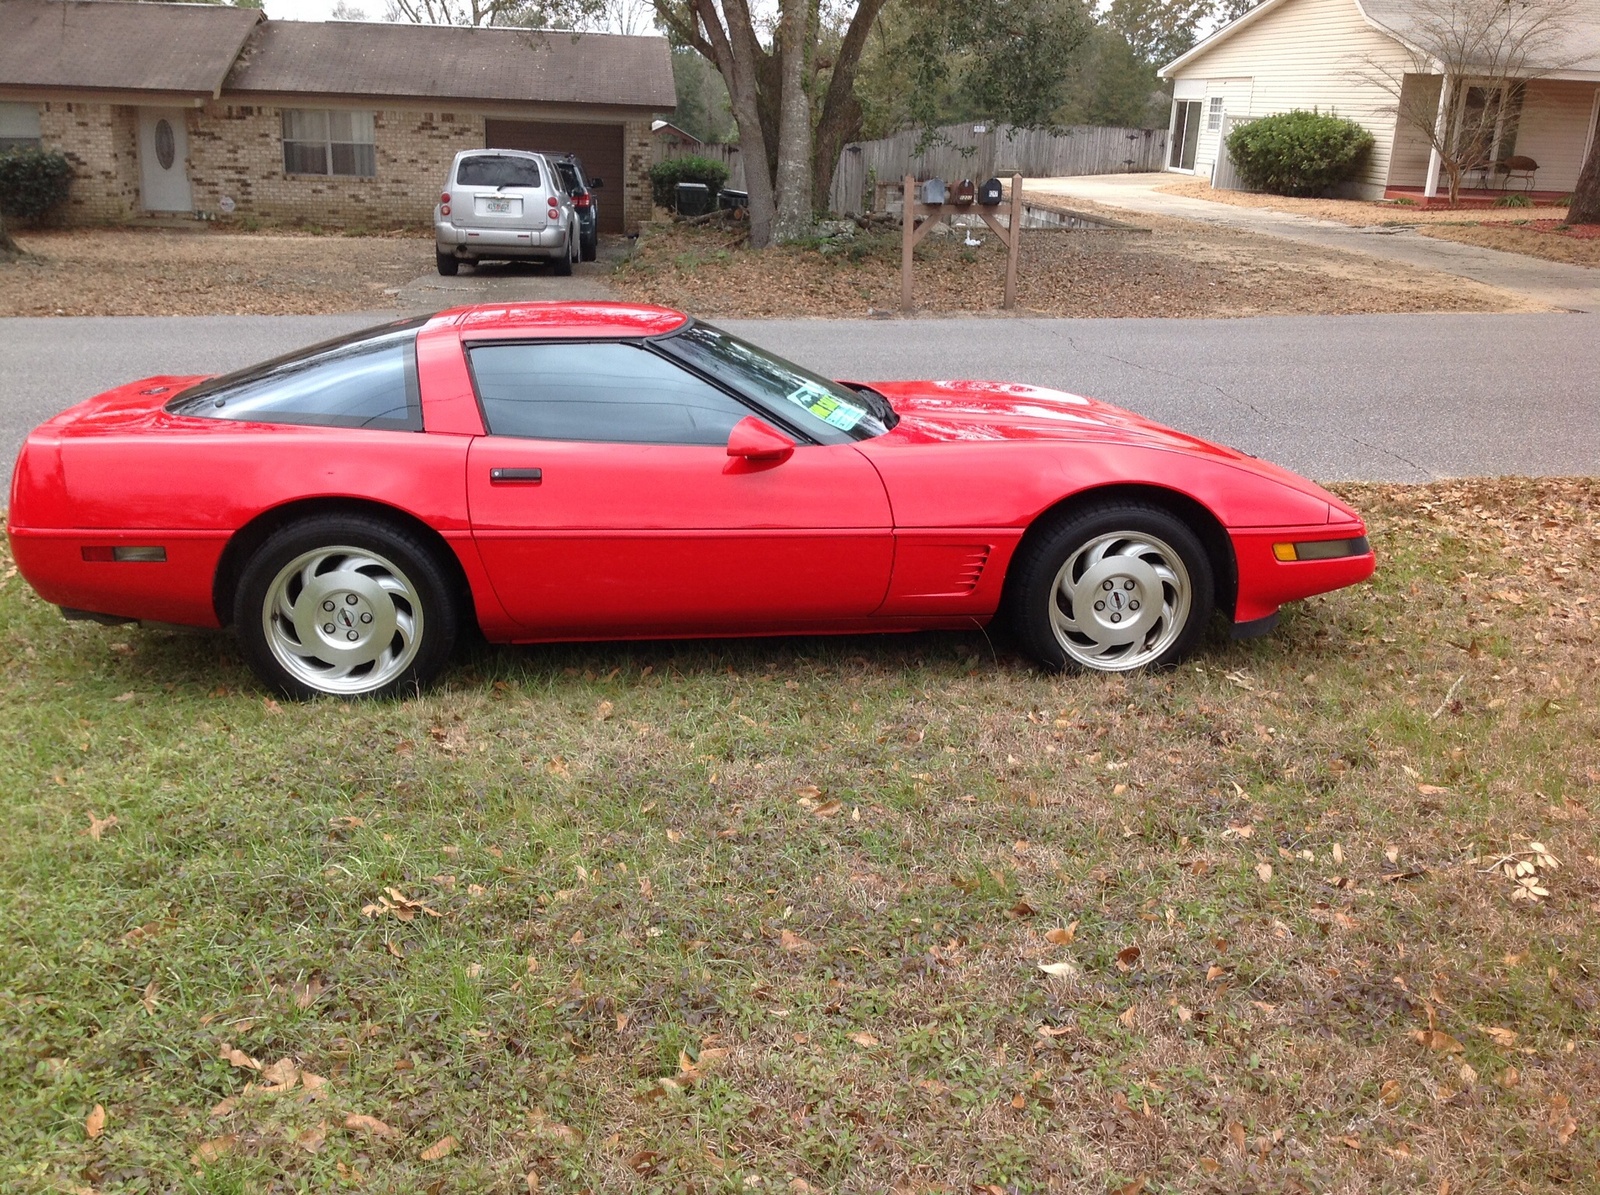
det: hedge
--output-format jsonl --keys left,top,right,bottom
{"left": 1224, "top": 111, "right": 1374, "bottom": 198}
{"left": 648, "top": 156, "right": 730, "bottom": 208}
{"left": 0, "top": 148, "right": 74, "bottom": 223}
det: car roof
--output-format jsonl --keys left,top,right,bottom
{"left": 433, "top": 301, "right": 689, "bottom": 339}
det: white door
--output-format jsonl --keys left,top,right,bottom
{"left": 138, "top": 109, "right": 192, "bottom": 212}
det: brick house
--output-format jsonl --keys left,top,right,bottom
{"left": 0, "top": 0, "right": 675, "bottom": 232}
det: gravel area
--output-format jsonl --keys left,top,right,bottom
{"left": 612, "top": 207, "right": 1536, "bottom": 319}
{"left": 0, "top": 227, "right": 428, "bottom": 316}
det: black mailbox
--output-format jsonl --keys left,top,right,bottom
{"left": 977, "top": 177, "right": 1004, "bottom": 206}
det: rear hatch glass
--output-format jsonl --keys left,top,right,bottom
{"left": 457, "top": 156, "right": 541, "bottom": 188}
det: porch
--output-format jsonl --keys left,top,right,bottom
{"left": 1385, "top": 74, "right": 1599, "bottom": 205}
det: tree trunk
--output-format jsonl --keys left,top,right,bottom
{"left": 0, "top": 212, "right": 18, "bottom": 262}
{"left": 1571, "top": 131, "right": 1600, "bottom": 224}
{"left": 771, "top": 0, "right": 814, "bottom": 242}
{"left": 688, "top": 0, "right": 777, "bottom": 247}
{"left": 810, "top": 0, "right": 888, "bottom": 212}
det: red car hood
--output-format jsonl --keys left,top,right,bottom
{"left": 866, "top": 379, "right": 1359, "bottom": 519}
{"left": 867, "top": 380, "right": 1241, "bottom": 455}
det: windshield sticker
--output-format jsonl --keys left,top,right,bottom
{"left": 785, "top": 381, "right": 865, "bottom": 431}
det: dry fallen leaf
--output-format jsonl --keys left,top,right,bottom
{"left": 779, "top": 929, "right": 816, "bottom": 953}
{"left": 85, "top": 1104, "right": 105, "bottom": 1138}
{"left": 295, "top": 1121, "right": 328, "bottom": 1154}
{"left": 420, "top": 1134, "right": 458, "bottom": 1161}
{"left": 218, "top": 1044, "right": 262, "bottom": 1072}
{"left": 1036, "top": 961, "right": 1078, "bottom": 978}
{"left": 1413, "top": 1029, "right": 1466, "bottom": 1053}
{"left": 1255, "top": 862, "right": 1273, "bottom": 883}
{"left": 344, "top": 1113, "right": 399, "bottom": 1138}
{"left": 1044, "top": 921, "right": 1078, "bottom": 945}
{"left": 85, "top": 813, "right": 118, "bottom": 841}
{"left": 1115, "top": 945, "right": 1142, "bottom": 972}
{"left": 191, "top": 1136, "right": 237, "bottom": 1166}
{"left": 848, "top": 1031, "right": 880, "bottom": 1048}
{"left": 1379, "top": 1079, "right": 1402, "bottom": 1106}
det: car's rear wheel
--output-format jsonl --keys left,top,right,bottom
{"left": 553, "top": 226, "right": 576, "bottom": 276}
{"left": 1006, "top": 502, "right": 1214, "bottom": 673}
{"left": 234, "top": 515, "right": 458, "bottom": 699}
{"left": 580, "top": 230, "right": 597, "bottom": 262}
{"left": 436, "top": 250, "right": 460, "bottom": 276}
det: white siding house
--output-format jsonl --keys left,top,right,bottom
{"left": 1160, "top": 0, "right": 1600, "bottom": 201}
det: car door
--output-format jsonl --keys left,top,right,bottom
{"left": 464, "top": 339, "right": 894, "bottom": 636}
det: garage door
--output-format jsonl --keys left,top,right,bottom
{"left": 485, "top": 120, "right": 625, "bottom": 233}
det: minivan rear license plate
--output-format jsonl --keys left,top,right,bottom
{"left": 484, "top": 198, "right": 513, "bottom": 213}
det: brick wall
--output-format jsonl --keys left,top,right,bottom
{"left": 36, "top": 102, "right": 140, "bottom": 222}
{"left": 187, "top": 105, "right": 484, "bottom": 227}
{"left": 622, "top": 118, "right": 653, "bottom": 232}
{"left": 30, "top": 100, "right": 655, "bottom": 232}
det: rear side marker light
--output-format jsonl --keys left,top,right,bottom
{"left": 1272, "top": 536, "right": 1370, "bottom": 562}
{"left": 440, "top": 204, "right": 451, "bottom": 216}
{"left": 83, "top": 546, "right": 167, "bottom": 563}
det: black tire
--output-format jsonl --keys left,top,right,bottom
{"left": 233, "top": 514, "right": 459, "bottom": 700}
{"left": 580, "top": 230, "right": 598, "bottom": 262}
{"left": 553, "top": 228, "right": 575, "bottom": 276}
{"left": 1005, "top": 502, "right": 1214, "bottom": 674}
{"left": 436, "top": 250, "right": 460, "bottom": 276}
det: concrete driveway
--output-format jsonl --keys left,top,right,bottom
{"left": 3, "top": 311, "right": 1597, "bottom": 482}
{"left": 1026, "top": 173, "right": 1600, "bottom": 314}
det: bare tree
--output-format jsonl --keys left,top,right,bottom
{"left": 1356, "top": 0, "right": 1577, "bottom": 207}
{"left": 1571, "top": 123, "right": 1600, "bottom": 223}
{"left": 0, "top": 214, "right": 18, "bottom": 264}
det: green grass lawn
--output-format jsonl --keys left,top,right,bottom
{"left": 2, "top": 479, "right": 1597, "bottom": 1194}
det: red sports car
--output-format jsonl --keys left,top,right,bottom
{"left": 6, "top": 302, "right": 1374, "bottom": 698}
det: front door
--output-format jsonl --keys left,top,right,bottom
{"left": 463, "top": 339, "right": 894, "bottom": 636}
{"left": 138, "top": 109, "right": 192, "bottom": 212}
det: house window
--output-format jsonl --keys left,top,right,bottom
{"left": 0, "top": 102, "right": 43, "bottom": 152}
{"left": 1208, "top": 97, "right": 1225, "bottom": 132}
{"left": 281, "top": 110, "right": 376, "bottom": 177}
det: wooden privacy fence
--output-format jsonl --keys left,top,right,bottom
{"left": 650, "top": 121, "right": 1167, "bottom": 214}
{"left": 828, "top": 123, "right": 1167, "bottom": 215}
{"left": 650, "top": 140, "right": 747, "bottom": 191}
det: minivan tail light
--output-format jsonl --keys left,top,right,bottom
{"left": 440, "top": 204, "right": 451, "bottom": 216}
{"left": 547, "top": 196, "right": 559, "bottom": 210}
{"left": 440, "top": 192, "right": 450, "bottom": 204}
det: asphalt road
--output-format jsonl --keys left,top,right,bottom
{"left": 3, "top": 311, "right": 1598, "bottom": 482}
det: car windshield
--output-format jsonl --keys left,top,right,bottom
{"left": 655, "top": 322, "right": 896, "bottom": 444}
{"left": 457, "top": 156, "right": 541, "bottom": 188}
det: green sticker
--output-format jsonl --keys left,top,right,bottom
{"left": 786, "top": 381, "right": 865, "bottom": 431}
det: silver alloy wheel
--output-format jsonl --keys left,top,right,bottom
{"left": 261, "top": 545, "right": 424, "bottom": 696}
{"left": 1048, "top": 530, "right": 1192, "bottom": 671}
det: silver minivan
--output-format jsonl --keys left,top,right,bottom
{"left": 434, "top": 149, "right": 579, "bottom": 276}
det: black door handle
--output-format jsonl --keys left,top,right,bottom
{"left": 489, "top": 467, "right": 542, "bottom": 484}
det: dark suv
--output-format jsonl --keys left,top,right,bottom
{"left": 545, "top": 152, "right": 601, "bottom": 262}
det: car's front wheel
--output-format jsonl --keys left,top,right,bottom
{"left": 1006, "top": 503, "right": 1214, "bottom": 673}
{"left": 234, "top": 515, "right": 459, "bottom": 699}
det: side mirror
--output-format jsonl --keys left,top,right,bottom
{"left": 589, "top": 177, "right": 604, "bottom": 189}
{"left": 727, "top": 416, "right": 794, "bottom": 462}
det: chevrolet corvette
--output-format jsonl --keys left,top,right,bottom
{"left": 6, "top": 302, "right": 1374, "bottom": 698}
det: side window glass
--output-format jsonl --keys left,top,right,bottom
{"left": 469, "top": 342, "right": 753, "bottom": 446}
{"left": 167, "top": 325, "right": 423, "bottom": 431}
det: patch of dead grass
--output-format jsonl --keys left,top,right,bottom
{"left": 1155, "top": 178, "right": 1576, "bottom": 227}
{"left": 1417, "top": 220, "right": 1600, "bottom": 268}
{"left": 1, "top": 227, "right": 429, "bottom": 316}
{"left": 613, "top": 215, "right": 1535, "bottom": 318}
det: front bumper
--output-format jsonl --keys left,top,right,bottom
{"left": 1230, "top": 522, "right": 1376, "bottom": 625}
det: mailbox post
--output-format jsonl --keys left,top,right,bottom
{"left": 900, "top": 172, "right": 1024, "bottom": 315}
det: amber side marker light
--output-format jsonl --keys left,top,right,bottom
{"left": 1272, "top": 536, "right": 1370, "bottom": 563}
{"left": 82, "top": 546, "right": 167, "bottom": 563}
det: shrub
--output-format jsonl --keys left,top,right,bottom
{"left": 1225, "top": 111, "right": 1374, "bottom": 198}
{"left": 649, "top": 156, "right": 730, "bottom": 208}
{"left": 0, "top": 148, "right": 74, "bottom": 223}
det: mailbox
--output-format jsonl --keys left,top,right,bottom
{"left": 953, "top": 178, "right": 977, "bottom": 205}
{"left": 918, "top": 178, "right": 948, "bottom": 205}
{"left": 977, "top": 177, "right": 1004, "bottom": 206}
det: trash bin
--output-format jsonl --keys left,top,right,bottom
{"left": 718, "top": 188, "right": 749, "bottom": 213}
{"left": 675, "top": 182, "right": 712, "bottom": 217}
